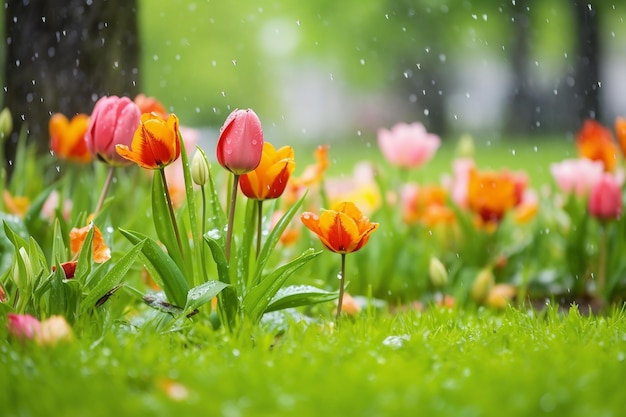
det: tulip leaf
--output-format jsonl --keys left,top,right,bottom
{"left": 264, "top": 285, "right": 339, "bottom": 313}
{"left": 79, "top": 239, "right": 145, "bottom": 314}
{"left": 179, "top": 136, "right": 203, "bottom": 288}
{"left": 244, "top": 248, "right": 321, "bottom": 324}
{"left": 151, "top": 170, "right": 185, "bottom": 274}
{"left": 185, "top": 280, "right": 230, "bottom": 314}
{"left": 251, "top": 191, "right": 307, "bottom": 288}
{"left": 119, "top": 229, "right": 189, "bottom": 308}
{"left": 204, "top": 234, "right": 239, "bottom": 330}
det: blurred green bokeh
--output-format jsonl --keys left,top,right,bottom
{"left": 139, "top": 0, "right": 626, "bottom": 144}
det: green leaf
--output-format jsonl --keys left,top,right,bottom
{"left": 204, "top": 233, "right": 238, "bottom": 330}
{"left": 185, "top": 280, "right": 230, "bottom": 313}
{"left": 250, "top": 191, "right": 307, "bottom": 288}
{"left": 179, "top": 135, "right": 202, "bottom": 287}
{"left": 244, "top": 248, "right": 321, "bottom": 324}
{"left": 79, "top": 239, "right": 145, "bottom": 313}
{"left": 151, "top": 170, "right": 185, "bottom": 273}
{"left": 119, "top": 229, "right": 189, "bottom": 307}
{"left": 265, "top": 285, "right": 339, "bottom": 313}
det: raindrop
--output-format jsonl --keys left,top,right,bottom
{"left": 336, "top": 271, "right": 343, "bottom": 280}
{"left": 424, "top": 109, "right": 429, "bottom": 116}
{"left": 152, "top": 55, "right": 159, "bottom": 61}
{"left": 482, "top": 14, "right": 488, "bottom": 21}
{"left": 511, "top": 149, "right": 516, "bottom": 156}
{"left": 471, "top": 14, "right": 477, "bottom": 20}
{"left": 359, "top": 58, "right": 365, "bottom": 65}
{"left": 232, "top": 59, "right": 237, "bottom": 66}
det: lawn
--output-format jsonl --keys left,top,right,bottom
{"left": 2, "top": 306, "right": 626, "bottom": 417}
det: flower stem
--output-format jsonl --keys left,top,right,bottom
{"left": 160, "top": 168, "right": 183, "bottom": 257}
{"left": 225, "top": 174, "right": 240, "bottom": 261}
{"left": 200, "top": 184, "right": 209, "bottom": 281}
{"left": 597, "top": 223, "right": 608, "bottom": 302}
{"left": 255, "top": 200, "right": 263, "bottom": 258}
{"left": 94, "top": 165, "right": 115, "bottom": 216}
{"left": 336, "top": 253, "right": 346, "bottom": 323}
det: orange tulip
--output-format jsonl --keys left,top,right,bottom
{"left": 134, "top": 94, "right": 168, "bottom": 118}
{"left": 240, "top": 142, "right": 295, "bottom": 200}
{"left": 301, "top": 201, "right": 379, "bottom": 254}
{"left": 467, "top": 169, "right": 525, "bottom": 224}
{"left": 615, "top": 117, "right": 626, "bottom": 159}
{"left": 116, "top": 113, "right": 181, "bottom": 170}
{"left": 49, "top": 113, "right": 91, "bottom": 163}
{"left": 576, "top": 119, "right": 618, "bottom": 172}
{"left": 69, "top": 223, "right": 111, "bottom": 263}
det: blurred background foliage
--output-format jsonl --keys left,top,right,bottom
{"left": 139, "top": 0, "right": 626, "bottom": 144}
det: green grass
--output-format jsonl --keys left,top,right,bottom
{"left": 3, "top": 306, "right": 626, "bottom": 417}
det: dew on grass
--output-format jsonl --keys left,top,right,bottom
{"left": 382, "top": 334, "right": 410, "bottom": 349}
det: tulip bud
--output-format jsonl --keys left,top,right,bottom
{"left": 216, "top": 109, "right": 264, "bottom": 175}
{"left": 455, "top": 134, "right": 475, "bottom": 158}
{"left": 191, "top": 149, "right": 209, "bottom": 186}
{"left": 486, "top": 284, "right": 517, "bottom": 309}
{"left": 428, "top": 256, "right": 448, "bottom": 287}
{"left": 12, "top": 247, "right": 33, "bottom": 292}
{"left": 470, "top": 266, "right": 494, "bottom": 303}
{"left": 37, "top": 315, "right": 73, "bottom": 346}
{"left": 0, "top": 107, "right": 13, "bottom": 141}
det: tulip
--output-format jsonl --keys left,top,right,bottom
{"left": 301, "top": 201, "right": 378, "bottom": 321}
{"left": 134, "top": 93, "right": 168, "bottom": 118}
{"left": 70, "top": 223, "right": 111, "bottom": 263}
{"left": 301, "top": 202, "right": 379, "bottom": 254}
{"left": 38, "top": 315, "right": 73, "bottom": 346}
{"left": 49, "top": 113, "right": 91, "bottom": 163}
{"left": 216, "top": 108, "right": 264, "bottom": 175}
{"left": 429, "top": 256, "right": 448, "bottom": 288}
{"left": 615, "top": 117, "right": 626, "bottom": 159}
{"left": 7, "top": 313, "right": 41, "bottom": 341}
{"left": 0, "top": 107, "right": 12, "bottom": 140}
{"left": 240, "top": 142, "right": 295, "bottom": 200}
{"left": 191, "top": 149, "right": 209, "bottom": 186}
{"left": 85, "top": 95, "right": 141, "bottom": 166}
{"left": 240, "top": 142, "right": 295, "bottom": 256}
{"left": 589, "top": 173, "right": 622, "bottom": 221}
{"left": 116, "top": 113, "right": 181, "bottom": 170}
{"left": 377, "top": 122, "right": 440, "bottom": 169}
{"left": 467, "top": 168, "right": 526, "bottom": 225}
{"left": 576, "top": 119, "right": 618, "bottom": 172}
{"left": 550, "top": 158, "right": 604, "bottom": 197}
{"left": 216, "top": 108, "right": 264, "bottom": 261}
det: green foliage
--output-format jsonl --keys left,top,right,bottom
{"left": 3, "top": 306, "right": 626, "bottom": 416}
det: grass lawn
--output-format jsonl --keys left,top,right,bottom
{"left": 2, "top": 306, "right": 625, "bottom": 417}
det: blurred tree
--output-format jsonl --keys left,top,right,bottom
{"left": 3, "top": 0, "right": 140, "bottom": 171}
{"left": 572, "top": 1, "right": 601, "bottom": 122}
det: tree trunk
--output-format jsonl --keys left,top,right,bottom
{"left": 505, "top": 0, "right": 535, "bottom": 134}
{"left": 3, "top": 0, "right": 140, "bottom": 170}
{"left": 572, "top": 1, "right": 601, "bottom": 122}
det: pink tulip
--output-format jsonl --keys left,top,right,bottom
{"left": 377, "top": 122, "right": 441, "bottom": 168}
{"left": 589, "top": 173, "right": 623, "bottom": 220}
{"left": 550, "top": 158, "right": 604, "bottom": 197}
{"left": 7, "top": 313, "right": 41, "bottom": 341}
{"left": 85, "top": 95, "right": 141, "bottom": 165}
{"left": 216, "top": 109, "right": 264, "bottom": 175}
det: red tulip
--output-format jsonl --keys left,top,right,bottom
{"left": 216, "top": 109, "right": 264, "bottom": 175}
{"left": 589, "top": 173, "right": 622, "bottom": 220}
{"left": 85, "top": 96, "right": 141, "bottom": 166}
